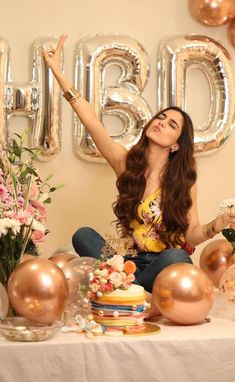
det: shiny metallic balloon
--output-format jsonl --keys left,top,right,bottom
{"left": 0, "top": 38, "right": 9, "bottom": 142}
{"left": 153, "top": 263, "right": 214, "bottom": 325}
{"left": 0, "top": 283, "right": 9, "bottom": 320}
{"left": 62, "top": 257, "right": 97, "bottom": 318}
{"left": 157, "top": 34, "right": 235, "bottom": 154}
{"left": 219, "top": 264, "right": 235, "bottom": 304}
{"left": 0, "top": 36, "right": 63, "bottom": 160}
{"left": 200, "top": 239, "right": 233, "bottom": 288}
{"left": 228, "top": 18, "right": 235, "bottom": 48}
{"left": 30, "top": 37, "right": 63, "bottom": 160}
{"left": 48, "top": 252, "right": 77, "bottom": 269}
{"left": 20, "top": 254, "right": 37, "bottom": 263}
{"left": 53, "top": 244, "right": 77, "bottom": 256}
{"left": 189, "top": 0, "right": 235, "bottom": 26}
{"left": 7, "top": 258, "right": 68, "bottom": 324}
{"left": 74, "top": 34, "right": 152, "bottom": 162}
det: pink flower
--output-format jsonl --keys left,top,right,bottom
{"left": 17, "top": 196, "right": 25, "bottom": 208}
{"left": 106, "top": 282, "right": 114, "bottom": 291}
{"left": 107, "top": 255, "right": 124, "bottom": 272}
{"left": 99, "top": 284, "right": 107, "bottom": 292}
{"left": 0, "top": 184, "right": 9, "bottom": 201}
{"left": 13, "top": 210, "right": 31, "bottom": 224}
{"left": 23, "top": 183, "right": 39, "bottom": 200}
{"left": 122, "top": 281, "right": 131, "bottom": 290}
{"left": 126, "top": 273, "right": 135, "bottom": 283}
{"left": 31, "top": 200, "right": 46, "bottom": 221}
{"left": 31, "top": 230, "right": 45, "bottom": 243}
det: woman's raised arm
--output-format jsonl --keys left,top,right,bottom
{"left": 185, "top": 183, "right": 235, "bottom": 247}
{"left": 43, "top": 35, "right": 127, "bottom": 176}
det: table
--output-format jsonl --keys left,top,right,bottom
{"left": 1, "top": 296, "right": 235, "bottom": 382}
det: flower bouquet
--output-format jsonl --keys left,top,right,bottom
{"left": 220, "top": 199, "right": 235, "bottom": 253}
{"left": 89, "top": 239, "right": 137, "bottom": 299}
{"left": 0, "top": 130, "right": 62, "bottom": 287}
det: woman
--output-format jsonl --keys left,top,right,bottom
{"left": 43, "top": 35, "right": 235, "bottom": 298}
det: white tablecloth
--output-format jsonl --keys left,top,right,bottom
{"left": 0, "top": 296, "right": 235, "bottom": 382}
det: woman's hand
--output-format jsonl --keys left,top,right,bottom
{"left": 42, "top": 34, "right": 67, "bottom": 74}
{"left": 221, "top": 206, "right": 235, "bottom": 230}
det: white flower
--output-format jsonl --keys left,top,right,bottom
{"left": 98, "top": 269, "right": 109, "bottom": 278}
{"left": 0, "top": 218, "right": 21, "bottom": 237}
{"left": 107, "top": 255, "right": 124, "bottom": 272}
{"left": 90, "top": 283, "right": 100, "bottom": 293}
{"left": 109, "top": 272, "right": 123, "bottom": 288}
{"left": 94, "top": 268, "right": 108, "bottom": 277}
{"left": 100, "top": 278, "right": 108, "bottom": 284}
{"left": 31, "top": 219, "right": 46, "bottom": 232}
{"left": 219, "top": 198, "right": 235, "bottom": 211}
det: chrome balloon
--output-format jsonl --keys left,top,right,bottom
{"left": 30, "top": 37, "right": 63, "bottom": 159}
{"left": 74, "top": 34, "right": 152, "bottom": 162}
{"left": 1, "top": 37, "right": 63, "bottom": 160}
{"left": 157, "top": 34, "right": 235, "bottom": 154}
{"left": 0, "top": 38, "right": 9, "bottom": 142}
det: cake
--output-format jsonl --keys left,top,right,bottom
{"left": 89, "top": 253, "right": 148, "bottom": 333}
{"left": 91, "top": 284, "right": 146, "bottom": 330}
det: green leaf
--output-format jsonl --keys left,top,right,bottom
{"left": 45, "top": 174, "right": 53, "bottom": 182}
{"left": 44, "top": 197, "right": 52, "bottom": 204}
{"left": 23, "top": 147, "right": 41, "bottom": 159}
{"left": 49, "top": 184, "right": 64, "bottom": 192}
{"left": 12, "top": 139, "right": 22, "bottom": 158}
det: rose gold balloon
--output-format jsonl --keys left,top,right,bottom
{"left": 153, "top": 263, "right": 214, "bottom": 325}
{"left": 229, "top": 253, "right": 235, "bottom": 266}
{"left": 0, "top": 283, "right": 9, "bottom": 320}
{"left": 228, "top": 18, "right": 235, "bottom": 47}
{"left": 189, "top": 0, "right": 235, "bottom": 26}
{"left": 20, "top": 254, "right": 36, "bottom": 263}
{"left": 219, "top": 263, "right": 235, "bottom": 304}
{"left": 48, "top": 253, "right": 77, "bottom": 269}
{"left": 7, "top": 258, "right": 68, "bottom": 324}
{"left": 200, "top": 239, "right": 233, "bottom": 287}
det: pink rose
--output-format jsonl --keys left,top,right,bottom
{"left": 31, "top": 230, "right": 45, "bottom": 243}
{"left": 13, "top": 210, "right": 31, "bottom": 224}
{"left": 23, "top": 183, "right": 39, "bottom": 200}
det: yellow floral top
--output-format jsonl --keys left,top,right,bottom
{"left": 130, "top": 189, "right": 191, "bottom": 253}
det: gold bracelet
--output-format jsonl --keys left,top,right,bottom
{"left": 202, "top": 219, "right": 219, "bottom": 239}
{"left": 63, "top": 87, "right": 81, "bottom": 104}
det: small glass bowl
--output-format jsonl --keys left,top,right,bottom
{"left": 0, "top": 317, "right": 64, "bottom": 342}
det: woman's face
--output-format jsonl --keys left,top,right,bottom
{"left": 146, "top": 109, "right": 184, "bottom": 149}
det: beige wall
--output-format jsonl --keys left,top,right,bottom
{"left": 1, "top": 0, "right": 235, "bottom": 263}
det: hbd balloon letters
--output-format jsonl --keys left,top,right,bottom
{"left": 0, "top": 34, "right": 234, "bottom": 162}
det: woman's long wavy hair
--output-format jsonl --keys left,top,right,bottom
{"left": 113, "top": 106, "right": 197, "bottom": 247}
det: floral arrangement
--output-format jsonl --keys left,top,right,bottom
{"left": 219, "top": 198, "right": 235, "bottom": 253}
{"left": 89, "top": 251, "right": 136, "bottom": 299}
{"left": 0, "top": 130, "right": 62, "bottom": 286}
{"left": 219, "top": 198, "right": 235, "bottom": 211}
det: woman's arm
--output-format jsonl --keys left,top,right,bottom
{"left": 185, "top": 183, "right": 235, "bottom": 247}
{"left": 42, "top": 35, "right": 127, "bottom": 176}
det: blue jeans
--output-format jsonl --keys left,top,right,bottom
{"left": 72, "top": 227, "right": 193, "bottom": 293}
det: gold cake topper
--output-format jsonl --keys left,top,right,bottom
{"left": 104, "top": 235, "right": 137, "bottom": 257}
